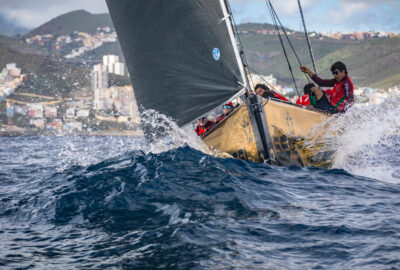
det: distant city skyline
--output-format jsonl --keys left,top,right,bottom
{"left": 0, "top": 0, "right": 399, "bottom": 33}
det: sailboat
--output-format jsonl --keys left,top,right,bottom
{"left": 106, "top": 0, "right": 335, "bottom": 167}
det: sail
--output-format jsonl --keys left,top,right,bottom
{"left": 106, "top": 0, "right": 245, "bottom": 126}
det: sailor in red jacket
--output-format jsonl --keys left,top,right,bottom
{"left": 215, "top": 102, "right": 234, "bottom": 123}
{"left": 254, "top": 83, "right": 289, "bottom": 102}
{"left": 195, "top": 116, "right": 214, "bottom": 136}
{"left": 300, "top": 61, "right": 354, "bottom": 112}
{"left": 296, "top": 83, "right": 314, "bottom": 106}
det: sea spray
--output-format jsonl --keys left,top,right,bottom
{"left": 54, "top": 109, "right": 215, "bottom": 171}
{"left": 328, "top": 93, "right": 400, "bottom": 182}
{"left": 139, "top": 109, "right": 211, "bottom": 155}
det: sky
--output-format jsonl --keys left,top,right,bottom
{"left": 0, "top": 0, "right": 399, "bottom": 33}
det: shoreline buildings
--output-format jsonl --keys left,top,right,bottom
{"left": 92, "top": 63, "right": 139, "bottom": 124}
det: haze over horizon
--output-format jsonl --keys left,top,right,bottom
{"left": 0, "top": 0, "right": 399, "bottom": 35}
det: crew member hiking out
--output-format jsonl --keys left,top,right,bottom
{"left": 300, "top": 61, "right": 354, "bottom": 113}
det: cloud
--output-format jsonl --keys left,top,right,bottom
{"left": 325, "top": 0, "right": 400, "bottom": 31}
{"left": 270, "top": 0, "right": 317, "bottom": 16}
{"left": 230, "top": 0, "right": 317, "bottom": 16}
{"left": 329, "top": 1, "right": 369, "bottom": 24}
{"left": 0, "top": 0, "right": 399, "bottom": 32}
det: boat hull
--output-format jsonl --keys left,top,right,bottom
{"left": 202, "top": 96, "right": 334, "bottom": 167}
{"left": 202, "top": 102, "right": 263, "bottom": 162}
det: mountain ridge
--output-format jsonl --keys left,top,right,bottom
{"left": 26, "top": 10, "right": 113, "bottom": 37}
{"left": 7, "top": 10, "right": 400, "bottom": 89}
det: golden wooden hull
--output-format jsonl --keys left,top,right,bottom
{"left": 202, "top": 103, "right": 262, "bottom": 162}
{"left": 202, "top": 96, "right": 335, "bottom": 167}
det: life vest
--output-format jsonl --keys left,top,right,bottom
{"left": 328, "top": 76, "right": 354, "bottom": 111}
{"left": 195, "top": 126, "right": 206, "bottom": 136}
{"left": 296, "top": 94, "right": 310, "bottom": 106}
{"left": 195, "top": 121, "right": 214, "bottom": 136}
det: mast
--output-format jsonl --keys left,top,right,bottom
{"left": 219, "top": 0, "right": 250, "bottom": 91}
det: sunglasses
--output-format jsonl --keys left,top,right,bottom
{"left": 223, "top": 106, "right": 232, "bottom": 109}
{"left": 332, "top": 70, "right": 340, "bottom": 75}
{"left": 198, "top": 116, "right": 206, "bottom": 120}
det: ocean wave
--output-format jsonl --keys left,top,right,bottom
{"left": 1, "top": 137, "right": 400, "bottom": 269}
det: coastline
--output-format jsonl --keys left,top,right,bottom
{"left": 0, "top": 129, "right": 144, "bottom": 137}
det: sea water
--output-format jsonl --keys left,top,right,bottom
{"left": 0, "top": 98, "right": 400, "bottom": 269}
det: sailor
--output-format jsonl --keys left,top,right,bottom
{"left": 195, "top": 116, "right": 214, "bottom": 136}
{"left": 308, "top": 85, "right": 339, "bottom": 114}
{"left": 296, "top": 83, "right": 314, "bottom": 106}
{"left": 215, "top": 102, "right": 234, "bottom": 123}
{"left": 254, "top": 84, "right": 288, "bottom": 101}
{"left": 296, "top": 83, "right": 338, "bottom": 113}
{"left": 300, "top": 61, "right": 354, "bottom": 112}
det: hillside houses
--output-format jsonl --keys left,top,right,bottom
{"left": 0, "top": 63, "right": 26, "bottom": 103}
{"left": 25, "top": 27, "right": 118, "bottom": 59}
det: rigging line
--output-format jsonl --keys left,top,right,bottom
{"left": 297, "top": 0, "right": 318, "bottom": 74}
{"left": 266, "top": 0, "right": 300, "bottom": 98}
{"left": 247, "top": 66, "right": 282, "bottom": 95}
{"left": 268, "top": 1, "right": 311, "bottom": 83}
{"left": 224, "top": 0, "right": 255, "bottom": 91}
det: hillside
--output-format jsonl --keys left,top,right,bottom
{"left": 0, "top": 36, "right": 90, "bottom": 97}
{"left": 315, "top": 37, "right": 400, "bottom": 88}
{"left": 239, "top": 28, "right": 353, "bottom": 82}
{"left": 26, "top": 10, "right": 113, "bottom": 37}
{"left": 238, "top": 23, "right": 400, "bottom": 88}
{"left": 6, "top": 12, "right": 399, "bottom": 90}
{"left": 238, "top": 22, "right": 291, "bottom": 32}
{"left": 23, "top": 11, "right": 400, "bottom": 88}
{"left": 0, "top": 35, "right": 47, "bottom": 56}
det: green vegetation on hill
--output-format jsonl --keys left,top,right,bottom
{"left": 315, "top": 37, "right": 400, "bottom": 88}
{"left": 240, "top": 31, "right": 352, "bottom": 83}
{"left": 4, "top": 13, "right": 400, "bottom": 92}
{"left": 238, "top": 23, "right": 400, "bottom": 88}
{"left": 0, "top": 35, "right": 47, "bottom": 56}
{"left": 237, "top": 23, "right": 290, "bottom": 32}
{"left": 27, "top": 10, "right": 113, "bottom": 37}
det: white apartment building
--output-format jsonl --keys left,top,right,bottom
{"left": 103, "top": 54, "right": 126, "bottom": 76}
{"left": 92, "top": 64, "right": 109, "bottom": 90}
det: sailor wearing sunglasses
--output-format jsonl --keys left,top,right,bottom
{"left": 300, "top": 61, "right": 354, "bottom": 113}
{"left": 216, "top": 102, "right": 234, "bottom": 123}
{"left": 195, "top": 116, "right": 214, "bottom": 136}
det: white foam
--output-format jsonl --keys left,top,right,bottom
{"left": 139, "top": 109, "right": 213, "bottom": 155}
{"left": 54, "top": 109, "right": 212, "bottom": 170}
{"left": 325, "top": 93, "right": 400, "bottom": 183}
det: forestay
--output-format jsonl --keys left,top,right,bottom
{"left": 106, "top": 0, "right": 246, "bottom": 126}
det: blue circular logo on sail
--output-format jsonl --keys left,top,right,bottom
{"left": 212, "top": 48, "right": 220, "bottom": 61}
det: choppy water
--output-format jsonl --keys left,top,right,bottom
{"left": 1, "top": 99, "right": 400, "bottom": 269}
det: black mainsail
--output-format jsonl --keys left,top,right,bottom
{"left": 106, "top": 0, "right": 247, "bottom": 126}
